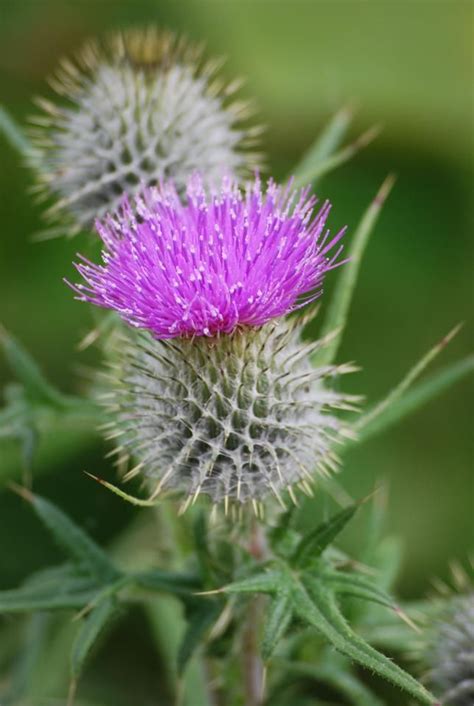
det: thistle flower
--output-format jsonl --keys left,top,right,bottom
{"left": 30, "top": 28, "right": 261, "bottom": 235}
{"left": 70, "top": 175, "right": 356, "bottom": 507}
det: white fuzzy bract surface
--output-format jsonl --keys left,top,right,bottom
{"left": 30, "top": 28, "right": 261, "bottom": 234}
{"left": 103, "top": 318, "right": 357, "bottom": 507}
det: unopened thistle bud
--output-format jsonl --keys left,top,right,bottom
{"left": 30, "top": 28, "right": 261, "bottom": 235}
{"left": 426, "top": 592, "right": 474, "bottom": 706}
{"left": 69, "top": 175, "right": 357, "bottom": 507}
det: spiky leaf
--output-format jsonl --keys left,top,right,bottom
{"left": 261, "top": 593, "right": 293, "bottom": 661}
{"left": 291, "top": 504, "right": 358, "bottom": 567}
{"left": 177, "top": 600, "right": 222, "bottom": 675}
{"left": 71, "top": 595, "right": 117, "bottom": 679}
{"left": 29, "top": 493, "right": 119, "bottom": 582}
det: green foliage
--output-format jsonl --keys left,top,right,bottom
{"left": 29, "top": 492, "right": 119, "bottom": 582}
{"left": 177, "top": 599, "right": 222, "bottom": 675}
{"left": 356, "top": 352, "right": 474, "bottom": 443}
{"left": 313, "top": 175, "right": 396, "bottom": 366}
{"left": 291, "top": 503, "right": 358, "bottom": 567}
{"left": 291, "top": 111, "right": 379, "bottom": 189}
{"left": 70, "top": 596, "right": 117, "bottom": 679}
{"left": 221, "top": 505, "right": 436, "bottom": 704}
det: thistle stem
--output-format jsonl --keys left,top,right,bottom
{"left": 242, "top": 521, "right": 266, "bottom": 706}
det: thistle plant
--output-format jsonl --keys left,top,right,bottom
{"left": 0, "top": 22, "right": 472, "bottom": 706}
{"left": 68, "top": 175, "right": 355, "bottom": 508}
{"left": 28, "top": 28, "right": 260, "bottom": 236}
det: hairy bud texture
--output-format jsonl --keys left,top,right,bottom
{"left": 104, "top": 321, "right": 356, "bottom": 506}
{"left": 31, "top": 28, "right": 260, "bottom": 234}
{"left": 71, "top": 175, "right": 354, "bottom": 506}
{"left": 428, "top": 593, "right": 474, "bottom": 706}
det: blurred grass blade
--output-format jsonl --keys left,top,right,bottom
{"left": 0, "top": 325, "right": 65, "bottom": 407}
{"left": 177, "top": 600, "right": 221, "bottom": 675}
{"left": 13, "top": 488, "right": 120, "bottom": 582}
{"left": 356, "top": 353, "right": 474, "bottom": 443}
{"left": 135, "top": 568, "right": 200, "bottom": 596}
{"left": 0, "top": 582, "right": 98, "bottom": 613}
{"left": 0, "top": 105, "right": 31, "bottom": 156}
{"left": 291, "top": 107, "right": 352, "bottom": 187}
{"left": 312, "top": 175, "right": 396, "bottom": 366}
{"left": 355, "top": 325, "right": 466, "bottom": 439}
{"left": 1, "top": 613, "right": 50, "bottom": 705}
{"left": 291, "top": 124, "right": 380, "bottom": 190}
{"left": 71, "top": 595, "right": 116, "bottom": 680}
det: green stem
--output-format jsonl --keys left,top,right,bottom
{"left": 144, "top": 501, "right": 213, "bottom": 706}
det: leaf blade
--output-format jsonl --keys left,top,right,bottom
{"left": 291, "top": 107, "right": 353, "bottom": 187}
{"left": 313, "top": 176, "right": 395, "bottom": 367}
{"left": 71, "top": 595, "right": 117, "bottom": 679}
{"left": 177, "top": 600, "right": 222, "bottom": 675}
{"left": 28, "top": 492, "right": 119, "bottom": 582}
{"left": 292, "top": 125, "right": 380, "bottom": 190}
{"left": 356, "top": 352, "right": 474, "bottom": 442}
{"left": 291, "top": 504, "right": 358, "bottom": 567}
{"left": 0, "top": 326, "right": 65, "bottom": 408}
{"left": 261, "top": 593, "right": 293, "bottom": 662}
{"left": 295, "top": 576, "right": 435, "bottom": 705}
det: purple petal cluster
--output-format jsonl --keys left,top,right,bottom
{"left": 69, "top": 175, "right": 345, "bottom": 339}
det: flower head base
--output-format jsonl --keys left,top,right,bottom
{"left": 30, "top": 27, "right": 261, "bottom": 235}
{"left": 70, "top": 175, "right": 345, "bottom": 338}
{"left": 426, "top": 591, "right": 474, "bottom": 706}
{"left": 102, "top": 319, "right": 357, "bottom": 507}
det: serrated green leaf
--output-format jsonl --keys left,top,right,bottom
{"left": 0, "top": 105, "right": 31, "bottom": 155}
{"left": 30, "top": 494, "right": 119, "bottom": 583}
{"left": 136, "top": 568, "right": 200, "bottom": 597}
{"left": 0, "top": 579, "right": 98, "bottom": 613}
{"left": 296, "top": 576, "right": 434, "bottom": 704}
{"left": 71, "top": 595, "right": 117, "bottom": 679}
{"left": 0, "top": 327, "right": 65, "bottom": 408}
{"left": 323, "top": 571, "right": 394, "bottom": 609}
{"left": 222, "top": 570, "right": 284, "bottom": 596}
{"left": 261, "top": 593, "right": 293, "bottom": 662}
{"left": 269, "top": 506, "right": 300, "bottom": 558}
{"left": 291, "top": 107, "right": 352, "bottom": 187}
{"left": 291, "top": 504, "right": 358, "bottom": 567}
{"left": 312, "top": 176, "right": 395, "bottom": 367}
{"left": 356, "top": 353, "right": 474, "bottom": 443}
{"left": 177, "top": 600, "right": 221, "bottom": 675}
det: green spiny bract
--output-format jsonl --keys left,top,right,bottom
{"left": 30, "top": 27, "right": 261, "bottom": 235}
{"left": 102, "top": 319, "right": 358, "bottom": 509}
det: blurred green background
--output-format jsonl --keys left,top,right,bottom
{"left": 0, "top": 0, "right": 472, "bottom": 626}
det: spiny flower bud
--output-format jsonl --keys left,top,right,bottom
{"left": 69, "top": 175, "right": 356, "bottom": 507}
{"left": 427, "top": 592, "right": 474, "bottom": 706}
{"left": 30, "top": 28, "right": 261, "bottom": 235}
{"left": 101, "top": 322, "right": 356, "bottom": 508}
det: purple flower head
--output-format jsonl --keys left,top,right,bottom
{"left": 69, "top": 175, "right": 346, "bottom": 339}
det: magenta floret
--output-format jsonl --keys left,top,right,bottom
{"left": 69, "top": 175, "right": 346, "bottom": 339}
